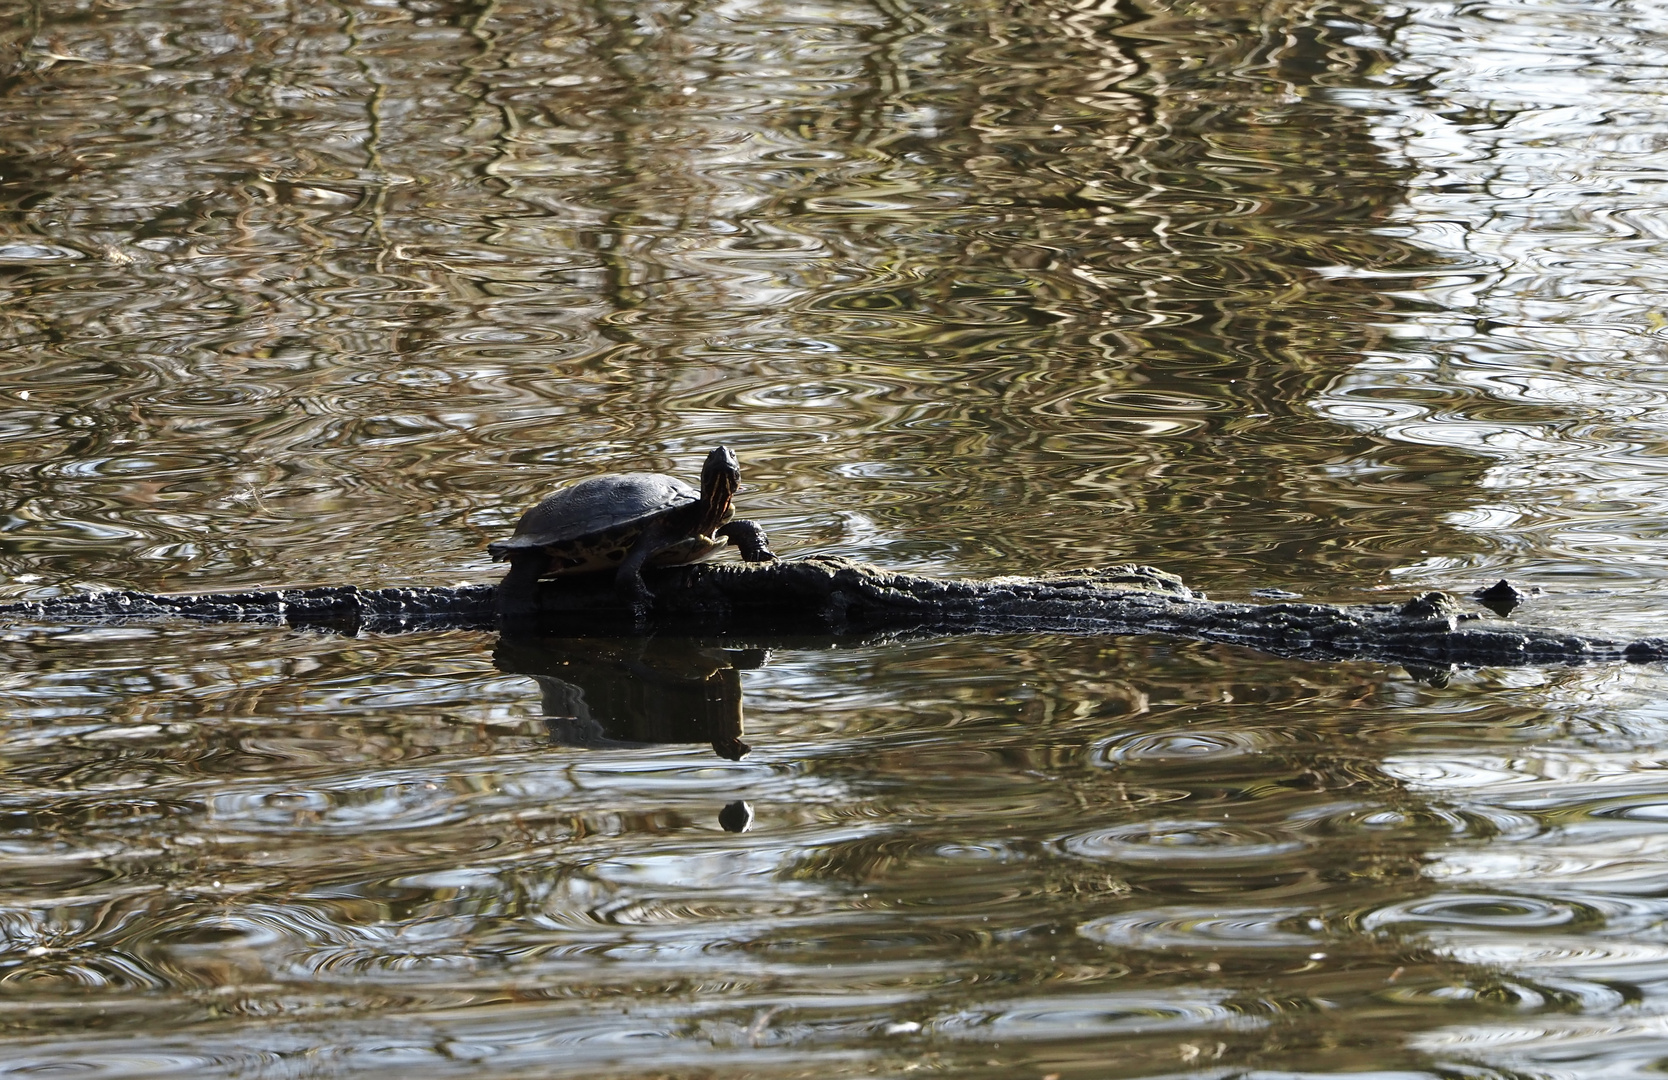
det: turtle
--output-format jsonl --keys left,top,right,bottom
{"left": 489, "top": 444, "right": 776, "bottom": 616}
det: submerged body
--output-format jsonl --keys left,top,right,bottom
{"left": 489, "top": 445, "right": 776, "bottom": 616}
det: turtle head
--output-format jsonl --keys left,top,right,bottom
{"left": 696, "top": 445, "right": 740, "bottom": 535}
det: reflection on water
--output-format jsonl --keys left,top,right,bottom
{"left": 4, "top": 0, "right": 1668, "bottom": 1075}
{"left": 497, "top": 635, "right": 759, "bottom": 762}
{"left": 0, "top": 0, "right": 1441, "bottom": 602}
{"left": 1312, "top": 0, "right": 1668, "bottom": 632}
{"left": 7, "top": 624, "right": 1668, "bottom": 1077}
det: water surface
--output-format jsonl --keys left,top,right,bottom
{"left": 4, "top": 0, "right": 1668, "bottom": 1076}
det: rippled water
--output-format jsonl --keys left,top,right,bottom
{"left": 7, "top": 0, "right": 1668, "bottom": 1076}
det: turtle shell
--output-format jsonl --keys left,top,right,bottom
{"left": 488, "top": 472, "right": 727, "bottom": 575}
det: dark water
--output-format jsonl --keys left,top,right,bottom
{"left": 4, "top": 0, "right": 1668, "bottom": 1076}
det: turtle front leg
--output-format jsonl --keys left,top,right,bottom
{"left": 614, "top": 528, "right": 664, "bottom": 620}
{"left": 716, "top": 519, "right": 776, "bottom": 562}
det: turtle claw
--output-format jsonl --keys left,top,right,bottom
{"left": 619, "top": 572, "right": 656, "bottom": 625}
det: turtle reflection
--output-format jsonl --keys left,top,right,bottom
{"left": 492, "top": 636, "right": 765, "bottom": 763}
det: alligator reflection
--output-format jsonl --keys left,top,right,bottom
{"left": 493, "top": 636, "right": 764, "bottom": 831}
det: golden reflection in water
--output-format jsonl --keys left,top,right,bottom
{"left": 0, "top": 0, "right": 1450, "bottom": 607}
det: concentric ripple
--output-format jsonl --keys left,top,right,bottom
{"left": 1059, "top": 819, "right": 1311, "bottom": 864}
{"left": 1079, "top": 906, "right": 1323, "bottom": 951}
